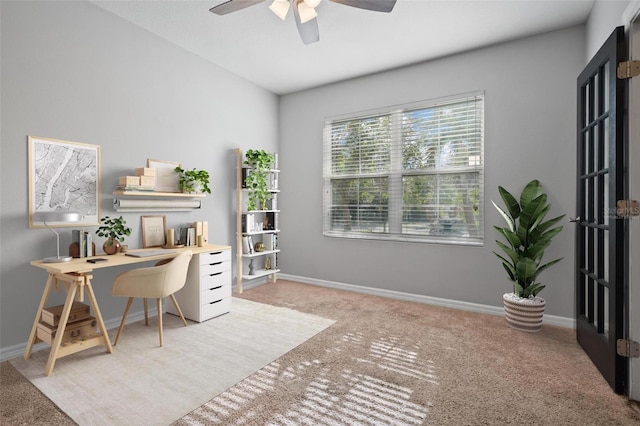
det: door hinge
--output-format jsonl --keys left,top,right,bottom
{"left": 617, "top": 339, "right": 640, "bottom": 358}
{"left": 617, "top": 200, "right": 640, "bottom": 217}
{"left": 617, "top": 60, "right": 640, "bottom": 79}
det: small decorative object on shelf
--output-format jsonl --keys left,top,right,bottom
{"left": 96, "top": 216, "right": 132, "bottom": 255}
{"left": 174, "top": 166, "right": 211, "bottom": 194}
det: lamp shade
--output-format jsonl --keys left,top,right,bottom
{"left": 33, "top": 211, "right": 82, "bottom": 223}
{"left": 32, "top": 211, "right": 81, "bottom": 263}
{"left": 269, "top": 0, "right": 290, "bottom": 20}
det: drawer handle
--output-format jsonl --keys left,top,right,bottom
{"left": 208, "top": 251, "right": 222, "bottom": 255}
{"left": 70, "top": 330, "right": 81, "bottom": 338}
{"left": 209, "top": 261, "right": 222, "bottom": 266}
{"left": 209, "top": 272, "right": 222, "bottom": 277}
{"left": 209, "top": 285, "right": 223, "bottom": 291}
{"left": 209, "top": 299, "right": 222, "bottom": 305}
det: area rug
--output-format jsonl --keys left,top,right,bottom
{"left": 10, "top": 298, "right": 335, "bottom": 426}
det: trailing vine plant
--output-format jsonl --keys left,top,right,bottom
{"left": 244, "top": 149, "right": 275, "bottom": 211}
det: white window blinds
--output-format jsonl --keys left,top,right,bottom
{"left": 323, "top": 92, "right": 484, "bottom": 245}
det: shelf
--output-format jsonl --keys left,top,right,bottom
{"left": 234, "top": 148, "right": 280, "bottom": 294}
{"left": 113, "top": 190, "right": 206, "bottom": 198}
{"left": 242, "top": 229, "right": 280, "bottom": 236}
{"left": 242, "top": 269, "right": 280, "bottom": 281}
{"left": 241, "top": 189, "right": 280, "bottom": 193}
{"left": 241, "top": 210, "right": 280, "bottom": 213}
{"left": 242, "top": 249, "right": 280, "bottom": 258}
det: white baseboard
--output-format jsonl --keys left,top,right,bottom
{"left": 279, "top": 274, "right": 576, "bottom": 330}
{"left": 0, "top": 308, "right": 157, "bottom": 363}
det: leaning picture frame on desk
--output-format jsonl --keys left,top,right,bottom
{"left": 28, "top": 136, "right": 101, "bottom": 228}
{"left": 148, "top": 159, "right": 181, "bottom": 193}
{"left": 141, "top": 215, "right": 167, "bottom": 248}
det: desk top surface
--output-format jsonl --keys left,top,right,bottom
{"left": 30, "top": 244, "right": 231, "bottom": 275}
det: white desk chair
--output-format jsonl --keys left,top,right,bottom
{"left": 111, "top": 250, "right": 193, "bottom": 347}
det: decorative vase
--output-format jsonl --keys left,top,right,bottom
{"left": 503, "top": 293, "right": 545, "bottom": 332}
{"left": 103, "top": 239, "right": 121, "bottom": 255}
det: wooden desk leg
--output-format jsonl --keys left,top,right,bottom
{"left": 84, "top": 277, "right": 113, "bottom": 354}
{"left": 24, "top": 274, "right": 55, "bottom": 360}
{"left": 44, "top": 280, "right": 79, "bottom": 376}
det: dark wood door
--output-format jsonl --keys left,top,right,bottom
{"left": 575, "top": 26, "right": 628, "bottom": 394}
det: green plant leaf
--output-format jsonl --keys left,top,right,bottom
{"left": 500, "top": 261, "right": 516, "bottom": 281}
{"left": 530, "top": 214, "right": 565, "bottom": 242}
{"left": 494, "top": 226, "right": 521, "bottom": 249}
{"left": 534, "top": 258, "right": 564, "bottom": 279}
{"left": 520, "top": 179, "right": 543, "bottom": 208}
{"left": 498, "top": 186, "right": 520, "bottom": 220}
{"left": 492, "top": 201, "right": 515, "bottom": 232}
{"left": 524, "top": 283, "right": 545, "bottom": 298}
{"left": 495, "top": 241, "right": 519, "bottom": 265}
{"left": 517, "top": 194, "right": 547, "bottom": 241}
{"left": 513, "top": 282, "right": 525, "bottom": 297}
{"left": 516, "top": 257, "right": 538, "bottom": 283}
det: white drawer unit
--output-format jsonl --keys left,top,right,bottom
{"left": 166, "top": 249, "right": 232, "bottom": 322}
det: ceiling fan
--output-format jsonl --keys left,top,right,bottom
{"left": 209, "top": 0, "right": 397, "bottom": 45}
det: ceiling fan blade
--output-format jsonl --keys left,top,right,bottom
{"left": 329, "top": 0, "right": 396, "bottom": 13}
{"left": 293, "top": 5, "right": 320, "bottom": 45}
{"left": 209, "top": 0, "right": 265, "bottom": 15}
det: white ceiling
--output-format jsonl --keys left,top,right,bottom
{"left": 90, "top": 0, "right": 595, "bottom": 95}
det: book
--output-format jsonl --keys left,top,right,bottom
{"left": 187, "top": 228, "right": 196, "bottom": 246}
{"left": 242, "top": 214, "right": 255, "bottom": 234}
{"left": 179, "top": 228, "right": 188, "bottom": 245}
{"left": 242, "top": 236, "right": 251, "bottom": 254}
{"left": 192, "top": 221, "right": 209, "bottom": 244}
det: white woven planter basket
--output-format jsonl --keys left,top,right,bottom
{"left": 503, "top": 293, "right": 545, "bottom": 332}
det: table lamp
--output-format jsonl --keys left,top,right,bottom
{"left": 32, "top": 211, "right": 81, "bottom": 263}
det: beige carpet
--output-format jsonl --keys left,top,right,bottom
{"left": 3, "top": 280, "right": 640, "bottom": 425}
{"left": 8, "top": 297, "right": 334, "bottom": 426}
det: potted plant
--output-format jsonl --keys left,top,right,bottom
{"left": 96, "top": 216, "right": 132, "bottom": 255}
{"left": 174, "top": 166, "right": 211, "bottom": 194}
{"left": 244, "top": 149, "right": 275, "bottom": 211}
{"left": 492, "top": 179, "right": 565, "bottom": 332}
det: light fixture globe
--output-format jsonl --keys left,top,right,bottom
{"left": 269, "top": 0, "right": 290, "bottom": 20}
{"left": 33, "top": 211, "right": 81, "bottom": 263}
{"left": 304, "top": 0, "right": 321, "bottom": 8}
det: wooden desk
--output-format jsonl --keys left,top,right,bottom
{"left": 26, "top": 244, "right": 231, "bottom": 376}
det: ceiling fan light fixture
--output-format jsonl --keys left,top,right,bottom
{"left": 303, "top": 0, "right": 321, "bottom": 8}
{"left": 269, "top": 0, "right": 291, "bottom": 20}
{"left": 297, "top": 1, "right": 317, "bottom": 24}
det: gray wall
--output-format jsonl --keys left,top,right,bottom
{"left": 586, "top": 0, "right": 630, "bottom": 58}
{"left": 0, "top": 1, "right": 278, "bottom": 352}
{"left": 278, "top": 25, "right": 585, "bottom": 318}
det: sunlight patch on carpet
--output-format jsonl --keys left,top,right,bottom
{"left": 179, "top": 332, "right": 435, "bottom": 425}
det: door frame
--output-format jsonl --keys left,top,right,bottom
{"left": 623, "top": 0, "right": 640, "bottom": 402}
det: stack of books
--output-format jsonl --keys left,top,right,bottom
{"left": 70, "top": 230, "right": 94, "bottom": 258}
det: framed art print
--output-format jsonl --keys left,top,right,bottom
{"left": 148, "top": 159, "right": 181, "bottom": 193}
{"left": 28, "top": 136, "right": 101, "bottom": 228}
{"left": 141, "top": 215, "right": 167, "bottom": 248}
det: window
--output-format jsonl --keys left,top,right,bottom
{"left": 323, "top": 92, "right": 484, "bottom": 245}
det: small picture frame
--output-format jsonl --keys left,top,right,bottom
{"left": 148, "top": 159, "right": 181, "bottom": 193}
{"left": 141, "top": 215, "right": 167, "bottom": 248}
